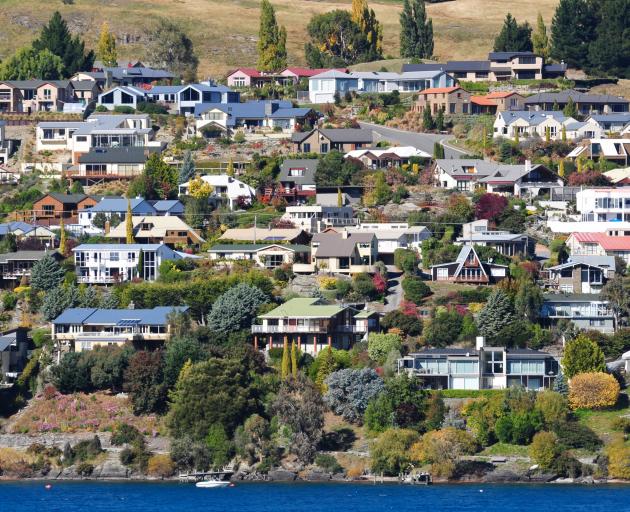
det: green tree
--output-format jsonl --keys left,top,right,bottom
{"left": 291, "top": 341, "right": 298, "bottom": 378}
{"left": 30, "top": 254, "right": 65, "bottom": 291}
{"left": 529, "top": 431, "right": 560, "bottom": 469}
{"left": 394, "top": 248, "right": 419, "bottom": 275}
{"left": 0, "top": 47, "right": 65, "bottom": 80}
{"left": 563, "top": 96, "right": 578, "bottom": 118}
{"left": 144, "top": 19, "right": 198, "bottom": 81}
{"left": 42, "top": 285, "right": 79, "bottom": 321}
{"left": 435, "top": 107, "right": 444, "bottom": 132}
{"left": 32, "top": 11, "right": 95, "bottom": 77}
{"left": 205, "top": 423, "right": 233, "bottom": 469}
{"left": 124, "top": 350, "right": 167, "bottom": 414}
{"left": 128, "top": 154, "right": 178, "bottom": 199}
{"left": 433, "top": 141, "right": 445, "bottom": 159}
{"left": 316, "top": 346, "right": 337, "bottom": 391}
{"left": 137, "top": 249, "right": 144, "bottom": 279}
{"left": 422, "top": 106, "right": 434, "bottom": 131}
{"left": 550, "top": 0, "right": 599, "bottom": 69}
{"left": 532, "top": 13, "right": 550, "bottom": 59}
{"left": 168, "top": 357, "right": 263, "bottom": 441}
{"left": 370, "top": 428, "right": 419, "bottom": 476}
{"left": 207, "top": 283, "right": 268, "bottom": 335}
{"left": 126, "top": 199, "right": 135, "bottom": 244}
{"left": 601, "top": 276, "right": 630, "bottom": 328}
{"left": 424, "top": 309, "right": 462, "bottom": 347}
{"left": 587, "top": 0, "right": 630, "bottom": 78}
{"left": 97, "top": 22, "right": 117, "bottom": 67}
{"left": 178, "top": 150, "right": 196, "bottom": 185}
{"left": 258, "top": 0, "right": 287, "bottom": 72}
{"left": 164, "top": 336, "right": 203, "bottom": 387}
{"left": 368, "top": 333, "right": 402, "bottom": 365}
{"left": 315, "top": 150, "right": 360, "bottom": 186}
{"left": 562, "top": 334, "right": 606, "bottom": 379}
{"left": 493, "top": 13, "right": 533, "bottom": 52}
{"left": 399, "top": 0, "right": 434, "bottom": 59}
{"left": 514, "top": 279, "right": 543, "bottom": 322}
{"left": 476, "top": 289, "right": 516, "bottom": 340}
{"left": 352, "top": 0, "right": 383, "bottom": 61}
{"left": 401, "top": 276, "right": 431, "bottom": 303}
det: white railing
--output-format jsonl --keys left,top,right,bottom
{"left": 76, "top": 276, "right": 117, "bottom": 284}
{"left": 252, "top": 325, "right": 364, "bottom": 334}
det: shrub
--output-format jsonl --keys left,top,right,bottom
{"left": 110, "top": 423, "right": 145, "bottom": 448}
{"left": 147, "top": 454, "right": 176, "bottom": 478}
{"left": 534, "top": 390, "right": 568, "bottom": 426}
{"left": 380, "top": 310, "right": 422, "bottom": 337}
{"left": 529, "top": 431, "right": 560, "bottom": 470}
{"left": 494, "top": 416, "right": 513, "bottom": 444}
{"left": 401, "top": 276, "right": 431, "bottom": 303}
{"left": 606, "top": 439, "right": 630, "bottom": 479}
{"left": 562, "top": 334, "right": 606, "bottom": 379}
{"left": 367, "top": 333, "right": 402, "bottom": 364}
{"left": 552, "top": 421, "right": 602, "bottom": 451}
{"left": 315, "top": 453, "right": 343, "bottom": 474}
{"left": 410, "top": 427, "right": 477, "bottom": 478}
{"left": 113, "top": 106, "right": 135, "bottom": 114}
{"left": 324, "top": 368, "right": 385, "bottom": 424}
{"left": 76, "top": 462, "right": 94, "bottom": 476}
{"left": 568, "top": 372, "right": 620, "bottom": 409}
{"left": 394, "top": 249, "right": 418, "bottom": 274}
{"left": 120, "top": 447, "right": 135, "bottom": 466}
{"left": 370, "top": 428, "right": 420, "bottom": 476}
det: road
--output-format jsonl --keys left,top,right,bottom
{"left": 383, "top": 269, "right": 404, "bottom": 313}
{"left": 359, "top": 122, "right": 469, "bottom": 160}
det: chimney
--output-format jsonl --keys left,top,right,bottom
{"left": 105, "top": 70, "right": 113, "bottom": 89}
{"left": 476, "top": 336, "right": 485, "bottom": 350}
{"left": 104, "top": 220, "right": 111, "bottom": 234}
{"left": 525, "top": 159, "right": 532, "bottom": 173}
{"left": 342, "top": 228, "right": 349, "bottom": 239}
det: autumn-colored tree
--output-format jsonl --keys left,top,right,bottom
{"left": 125, "top": 199, "right": 135, "bottom": 244}
{"left": 568, "top": 372, "right": 619, "bottom": 409}
{"left": 59, "top": 217, "right": 67, "bottom": 255}
{"left": 410, "top": 427, "right": 477, "bottom": 478}
{"left": 606, "top": 439, "right": 630, "bottom": 479}
{"left": 147, "top": 454, "right": 175, "bottom": 478}
{"left": 188, "top": 176, "right": 213, "bottom": 199}
{"left": 529, "top": 431, "right": 559, "bottom": 470}
{"left": 97, "top": 22, "right": 117, "bottom": 67}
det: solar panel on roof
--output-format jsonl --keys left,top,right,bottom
{"left": 264, "top": 236, "right": 286, "bottom": 241}
{"left": 117, "top": 319, "right": 141, "bottom": 326}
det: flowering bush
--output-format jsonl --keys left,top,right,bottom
{"left": 568, "top": 372, "right": 619, "bottom": 409}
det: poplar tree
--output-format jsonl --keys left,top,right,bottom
{"left": 97, "top": 22, "right": 118, "bottom": 67}
{"left": 126, "top": 199, "right": 135, "bottom": 244}
{"left": 399, "top": 0, "right": 434, "bottom": 59}
{"left": 291, "top": 341, "right": 298, "bottom": 378}
{"left": 352, "top": 0, "right": 383, "bottom": 60}
{"left": 281, "top": 339, "right": 290, "bottom": 379}
{"left": 258, "top": 0, "right": 287, "bottom": 72}
{"left": 532, "top": 13, "right": 550, "bottom": 60}
{"left": 59, "top": 217, "right": 67, "bottom": 256}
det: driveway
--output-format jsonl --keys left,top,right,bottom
{"left": 359, "top": 122, "right": 469, "bottom": 160}
{"left": 383, "top": 268, "right": 404, "bottom": 313}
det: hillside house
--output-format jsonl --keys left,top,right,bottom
{"left": 266, "top": 159, "right": 318, "bottom": 204}
{"left": 73, "top": 65, "right": 174, "bottom": 88}
{"left": 208, "top": 243, "right": 310, "bottom": 269}
{"left": 251, "top": 298, "right": 378, "bottom": 355}
{"left": 413, "top": 86, "right": 472, "bottom": 115}
{"left": 566, "top": 232, "right": 630, "bottom": 265}
{"left": 0, "top": 250, "right": 63, "bottom": 288}
{"left": 456, "top": 220, "right": 533, "bottom": 257}
{"left": 292, "top": 128, "right": 373, "bottom": 154}
{"left": 347, "top": 223, "right": 431, "bottom": 264}
{"left": 524, "top": 90, "right": 629, "bottom": 114}
{"left": 345, "top": 146, "right": 431, "bottom": 169}
{"left": 568, "top": 139, "right": 630, "bottom": 166}
{"left": 493, "top": 111, "right": 602, "bottom": 141}
{"left": 282, "top": 205, "right": 356, "bottom": 233}
{"left": 541, "top": 294, "right": 615, "bottom": 333}
{"left": 431, "top": 244, "right": 508, "bottom": 284}
{"left": 0, "top": 328, "right": 29, "bottom": 385}
{"left": 78, "top": 197, "right": 158, "bottom": 229}
{"left": 29, "top": 193, "right": 98, "bottom": 224}
{"left": 543, "top": 255, "right": 615, "bottom": 294}
{"left": 105, "top": 216, "right": 204, "bottom": 247}
{"left": 178, "top": 174, "right": 256, "bottom": 210}
{"left": 218, "top": 227, "right": 310, "bottom": 245}
{"left": 0, "top": 121, "right": 13, "bottom": 164}
{"left": 73, "top": 146, "right": 161, "bottom": 185}
{"left": 52, "top": 305, "right": 187, "bottom": 352}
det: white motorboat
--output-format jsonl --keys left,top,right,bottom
{"left": 195, "top": 480, "right": 230, "bottom": 488}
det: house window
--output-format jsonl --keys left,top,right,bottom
{"left": 233, "top": 78, "right": 246, "bottom": 87}
{"left": 518, "top": 56, "right": 536, "bottom": 64}
{"left": 76, "top": 136, "right": 87, "bottom": 142}
{"left": 289, "top": 168, "right": 305, "bottom": 177}
{"left": 462, "top": 104, "right": 469, "bottom": 114}
{"left": 449, "top": 104, "right": 455, "bottom": 114}
{"left": 109, "top": 252, "right": 119, "bottom": 262}
{"left": 43, "top": 129, "right": 54, "bottom": 140}
{"left": 43, "top": 89, "right": 52, "bottom": 99}
{"left": 303, "top": 143, "right": 311, "bottom": 153}
{"left": 120, "top": 92, "right": 134, "bottom": 104}
{"left": 321, "top": 143, "right": 329, "bottom": 153}
{"left": 264, "top": 253, "right": 284, "bottom": 269}
{"left": 42, "top": 205, "right": 55, "bottom": 215}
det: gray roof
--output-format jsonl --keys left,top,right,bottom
{"left": 0, "top": 80, "right": 70, "bottom": 89}
{"left": 524, "top": 89, "right": 629, "bottom": 105}
{"left": 0, "top": 250, "right": 56, "bottom": 263}
{"left": 497, "top": 110, "right": 568, "bottom": 126}
{"left": 488, "top": 51, "right": 537, "bottom": 60}
{"left": 278, "top": 159, "right": 318, "bottom": 185}
{"left": 47, "top": 193, "right": 91, "bottom": 204}
{"left": 543, "top": 293, "right": 609, "bottom": 303}
{"left": 408, "top": 347, "right": 552, "bottom": 358}
{"left": 568, "top": 255, "right": 616, "bottom": 268}
{"left": 434, "top": 159, "right": 526, "bottom": 181}
{"left": 319, "top": 128, "right": 373, "bottom": 143}
{"left": 402, "top": 63, "right": 446, "bottom": 73}
{"left": 446, "top": 60, "right": 491, "bottom": 72}
{"left": 312, "top": 232, "right": 373, "bottom": 257}
{"left": 71, "top": 80, "right": 99, "bottom": 91}
{"left": 79, "top": 147, "right": 158, "bottom": 164}
{"left": 456, "top": 231, "right": 526, "bottom": 243}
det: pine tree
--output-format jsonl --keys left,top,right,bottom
{"left": 553, "top": 369, "right": 569, "bottom": 396}
{"left": 30, "top": 254, "right": 65, "bottom": 291}
{"left": 532, "top": 13, "right": 550, "bottom": 60}
{"left": 257, "top": 0, "right": 288, "bottom": 72}
{"left": 561, "top": 124, "right": 567, "bottom": 142}
{"left": 32, "top": 11, "right": 95, "bottom": 77}
{"left": 291, "top": 341, "right": 298, "bottom": 378}
{"left": 59, "top": 217, "right": 67, "bottom": 256}
{"left": 550, "top": 0, "right": 598, "bottom": 69}
{"left": 126, "top": 199, "right": 135, "bottom": 244}
{"left": 493, "top": 13, "right": 533, "bottom": 52}
{"left": 587, "top": 0, "right": 629, "bottom": 78}
{"left": 422, "top": 106, "right": 434, "bottom": 131}
{"left": 399, "top": 0, "right": 434, "bottom": 59}
{"left": 435, "top": 106, "right": 444, "bottom": 131}
{"left": 178, "top": 150, "right": 195, "bottom": 184}
{"left": 476, "top": 289, "right": 516, "bottom": 340}
{"left": 281, "top": 338, "right": 290, "bottom": 379}
{"left": 97, "top": 22, "right": 118, "bottom": 67}
{"left": 563, "top": 97, "right": 578, "bottom": 118}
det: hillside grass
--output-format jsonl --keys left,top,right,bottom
{"left": 0, "top": 0, "right": 559, "bottom": 77}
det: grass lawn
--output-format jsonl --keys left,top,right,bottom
{"left": 479, "top": 443, "right": 530, "bottom": 458}
{"left": 574, "top": 396, "right": 630, "bottom": 443}
{"left": 426, "top": 281, "right": 488, "bottom": 299}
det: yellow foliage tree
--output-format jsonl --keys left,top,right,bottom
{"left": 97, "top": 22, "right": 118, "bottom": 67}
{"left": 59, "top": 217, "right": 67, "bottom": 255}
{"left": 147, "top": 454, "right": 175, "bottom": 478}
{"left": 529, "top": 431, "right": 560, "bottom": 470}
{"left": 568, "top": 372, "right": 620, "bottom": 409}
{"left": 558, "top": 159, "right": 565, "bottom": 178}
{"left": 410, "top": 427, "right": 478, "bottom": 478}
{"left": 606, "top": 439, "right": 630, "bottom": 479}
{"left": 126, "top": 199, "right": 135, "bottom": 244}
{"left": 189, "top": 176, "right": 213, "bottom": 199}
{"left": 226, "top": 157, "right": 234, "bottom": 177}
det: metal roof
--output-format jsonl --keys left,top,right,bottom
{"left": 312, "top": 231, "right": 374, "bottom": 258}
{"left": 278, "top": 159, "right": 318, "bottom": 185}
{"left": 259, "top": 298, "right": 345, "bottom": 319}
{"left": 53, "top": 306, "right": 188, "bottom": 325}
{"left": 208, "top": 243, "right": 310, "bottom": 253}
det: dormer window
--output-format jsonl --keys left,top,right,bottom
{"left": 289, "top": 168, "right": 305, "bottom": 177}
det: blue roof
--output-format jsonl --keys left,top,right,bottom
{"left": 52, "top": 306, "right": 188, "bottom": 325}
{"left": 0, "top": 221, "right": 37, "bottom": 236}
{"left": 194, "top": 100, "right": 312, "bottom": 125}
{"left": 152, "top": 199, "right": 184, "bottom": 213}
{"left": 88, "top": 197, "right": 156, "bottom": 214}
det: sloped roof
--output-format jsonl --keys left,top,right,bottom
{"left": 53, "top": 306, "right": 188, "bottom": 325}
{"left": 88, "top": 197, "right": 156, "bottom": 214}
{"left": 571, "top": 232, "right": 630, "bottom": 251}
{"left": 208, "top": 243, "right": 310, "bottom": 253}
{"left": 471, "top": 95, "right": 498, "bottom": 106}
{"left": 497, "top": 110, "right": 568, "bottom": 126}
{"left": 312, "top": 231, "right": 373, "bottom": 257}
{"left": 278, "top": 159, "right": 318, "bottom": 185}
{"left": 219, "top": 227, "right": 306, "bottom": 242}
{"left": 0, "top": 250, "right": 57, "bottom": 263}
{"left": 524, "top": 89, "right": 629, "bottom": 105}
{"left": 79, "top": 147, "right": 158, "bottom": 164}
{"left": 259, "top": 298, "right": 345, "bottom": 319}
{"left": 105, "top": 216, "right": 203, "bottom": 243}
{"left": 419, "top": 86, "right": 461, "bottom": 95}
{"left": 318, "top": 128, "right": 373, "bottom": 143}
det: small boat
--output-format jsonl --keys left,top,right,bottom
{"left": 195, "top": 479, "right": 230, "bottom": 488}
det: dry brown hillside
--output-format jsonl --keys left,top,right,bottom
{"left": 0, "top": 0, "right": 559, "bottom": 77}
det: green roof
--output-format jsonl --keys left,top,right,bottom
{"left": 260, "top": 298, "right": 345, "bottom": 319}
{"left": 209, "top": 243, "right": 310, "bottom": 253}
{"left": 353, "top": 309, "right": 377, "bottom": 318}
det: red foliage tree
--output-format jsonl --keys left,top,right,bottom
{"left": 372, "top": 273, "right": 387, "bottom": 295}
{"left": 567, "top": 171, "right": 610, "bottom": 186}
{"left": 475, "top": 193, "right": 508, "bottom": 221}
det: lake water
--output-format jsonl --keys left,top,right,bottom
{"left": 1, "top": 481, "right": 629, "bottom": 512}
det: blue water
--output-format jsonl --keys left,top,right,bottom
{"left": 0, "top": 482, "right": 629, "bottom": 512}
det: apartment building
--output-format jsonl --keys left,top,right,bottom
{"left": 72, "top": 243, "right": 181, "bottom": 284}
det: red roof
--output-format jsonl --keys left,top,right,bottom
{"left": 573, "top": 232, "right": 630, "bottom": 250}
{"left": 486, "top": 91, "right": 520, "bottom": 99}
{"left": 471, "top": 95, "right": 498, "bottom": 106}
{"left": 419, "top": 86, "right": 461, "bottom": 95}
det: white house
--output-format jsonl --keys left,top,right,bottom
{"left": 575, "top": 188, "right": 630, "bottom": 224}
{"left": 347, "top": 223, "right": 431, "bottom": 263}
{"left": 493, "top": 111, "right": 603, "bottom": 141}
{"left": 208, "top": 243, "right": 310, "bottom": 269}
{"left": 567, "top": 139, "right": 630, "bottom": 166}
{"left": 146, "top": 82, "right": 240, "bottom": 115}
{"left": 73, "top": 243, "right": 181, "bottom": 284}
{"left": 97, "top": 86, "right": 147, "bottom": 111}
{"left": 308, "top": 69, "right": 456, "bottom": 104}
{"left": 282, "top": 205, "right": 356, "bottom": 233}
{"left": 178, "top": 174, "right": 256, "bottom": 210}
{"left": 345, "top": 146, "right": 431, "bottom": 168}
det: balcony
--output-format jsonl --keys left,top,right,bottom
{"left": 77, "top": 275, "right": 118, "bottom": 284}
{"left": 252, "top": 324, "right": 362, "bottom": 334}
